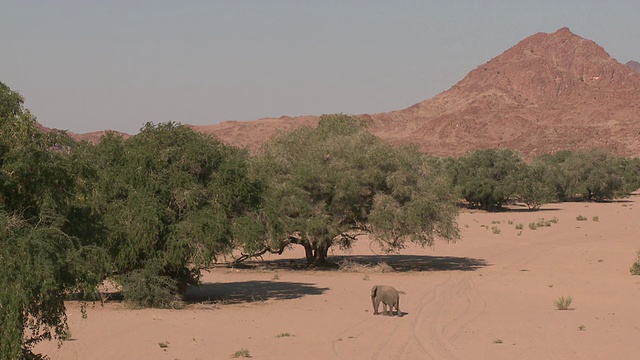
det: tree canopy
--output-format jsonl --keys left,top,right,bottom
{"left": 246, "top": 114, "right": 460, "bottom": 265}
{"left": 77, "top": 122, "right": 263, "bottom": 306}
{"left": 1, "top": 81, "right": 109, "bottom": 359}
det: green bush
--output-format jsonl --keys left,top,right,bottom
{"left": 120, "top": 260, "right": 182, "bottom": 309}
{"left": 448, "top": 148, "right": 523, "bottom": 211}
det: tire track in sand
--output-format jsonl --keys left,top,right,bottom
{"left": 332, "top": 271, "right": 488, "bottom": 359}
{"left": 410, "top": 271, "right": 488, "bottom": 359}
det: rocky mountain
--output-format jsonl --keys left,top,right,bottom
{"left": 362, "top": 27, "right": 640, "bottom": 159}
{"left": 77, "top": 28, "right": 640, "bottom": 160}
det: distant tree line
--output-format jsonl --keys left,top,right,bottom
{"left": 2, "top": 81, "right": 640, "bottom": 358}
{"left": 444, "top": 148, "right": 640, "bottom": 211}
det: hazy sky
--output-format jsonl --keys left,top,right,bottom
{"left": 1, "top": 1, "right": 638, "bottom": 134}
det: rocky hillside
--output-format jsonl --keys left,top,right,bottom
{"left": 364, "top": 27, "right": 640, "bottom": 159}
{"left": 74, "top": 28, "right": 640, "bottom": 160}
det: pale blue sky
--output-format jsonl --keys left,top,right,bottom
{"left": 1, "top": 1, "right": 638, "bottom": 134}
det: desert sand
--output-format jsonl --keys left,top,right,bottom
{"left": 37, "top": 197, "right": 640, "bottom": 359}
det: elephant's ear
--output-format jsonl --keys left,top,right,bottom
{"left": 371, "top": 286, "right": 377, "bottom": 297}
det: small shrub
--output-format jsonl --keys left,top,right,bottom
{"left": 491, "top": 220, "right": 501, "bottom": 224}
{"left": 578, "top": 325, "right": 586, "bottom": 331}
{"left": 528, "top": 222, "right": 537, "bottom": 230}
{"left": 158, "top": 342, "right": 169, "bottom": 349}
{"left": 630, "top": 250, "right": 640, "bottom": 275}
{"left": 554, "top": 296, "right": 572, "bottom": 310}
{"left": 576, "top": 215, "right": 587, "bottom": 221}
{"left": 507, "top": 220, "right": 514, "bottom": 225}
{"left": 592, "top": 216, "right": 599, "bottom": 222}
{"left": 517, "top": 231, "right": 522, "bottom": 236}
{"left": 515, "top": 223, "right": 523, "bottom": 230}
{"left": 276, "top": 332, "right": 292, "bottom": 338}
{"left": 362, "top": 274, "right": 370, "bottom": 281}
{"left": 60, "top": 327, "right": 73, "bottom": 342}
{"left": 493, "top": 339, "right": 503, "bottom": 344}
{"left": 271, "top": 274, "right": 280, "bottom": 280}
{"left": 231, "top": 348, "right": 251, "bottom": 358}
{"left": 549, "top": 217, "right": 559, "bottom": 224}
{"left": 338, "top": 259, "right": 393, "bottom": 273}
{"left": 491, "top": 226, "right": 501, "bottom": 235}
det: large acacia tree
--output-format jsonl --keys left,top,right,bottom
{"left": 0, "top": 82, "right": 109, "bottom": 359}
{"left": 245, "top": 114, "right": 459, "bottom": 265}
{"left": 79, "top": 122, "right": 263, "bottom": 306}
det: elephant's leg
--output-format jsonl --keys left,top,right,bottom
{"left": 373, "top": 299, "right": 380, "bottom": 315}
{"left": 396, "top": 299, "right": 402, "bottom": 317}
{"left": 383, "top": 303, "right": 390, "bottom": 316}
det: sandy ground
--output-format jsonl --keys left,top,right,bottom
{"left": 37, "top": 197, "right": 640, "bottom": 359}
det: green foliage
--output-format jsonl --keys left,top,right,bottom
{"left": 576, "top": 215, "right": 587, "bottom": 221}
{"left": 514, "top": 162, "right": 555, "bottom": 210}
{"left": 81, "top": 122, "right": 263, "bottom": 302}
{"left": 252, "top": 114, "right": 459, "bottom": 265}
{"left": 0, "top": 81, "right": 109, "bottom": 359}
{"left": 120, "top": 259, "right": 182, "bottom": 309}
{"left": 535, "top": 149, "right": 632, "bottom": 201}
{"left": 448, "top": 149, "right": 523, "bottom": 211}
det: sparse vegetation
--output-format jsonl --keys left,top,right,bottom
{"left": 338, "top": 259, "right": 393, "bottom": 273}
{"left": 158, "top": 342, "right": 169, "bottom": 349}
{"left": 630, "top": 251, "right": 640, "bottom": 275}
{"left": 554, "top": 296, "right": 573, "bottom": 310}
{"left": 231, "top": 348, "right": 251, "bottom": 358}
{"left": 276, "top": 332, "right": 292, "bottom": 338}
{"left": 59, "top": 327, "right": 73, "bottom": 342}
{"left": 3, "top": 75, "right": 640, "bottom": 359}
{"left": 578, "top": 325, "right": 586, "bottom": 331}
{"left": 493, "top": 339, "right": 503, "bottom": 344}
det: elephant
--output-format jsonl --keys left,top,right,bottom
{"left": 371, "top": 285, "right": 402, "bottom": 317}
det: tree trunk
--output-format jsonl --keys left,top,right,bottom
{"left": 300, "top": 240, "right": 331, "bottom": 266}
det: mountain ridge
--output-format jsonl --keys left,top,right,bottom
{"left": 66, "top": 27, "right": 640, "bottom": 160}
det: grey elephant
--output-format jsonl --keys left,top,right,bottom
{"left": 371, "top": 285, "right": 402, "bottom": 317}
